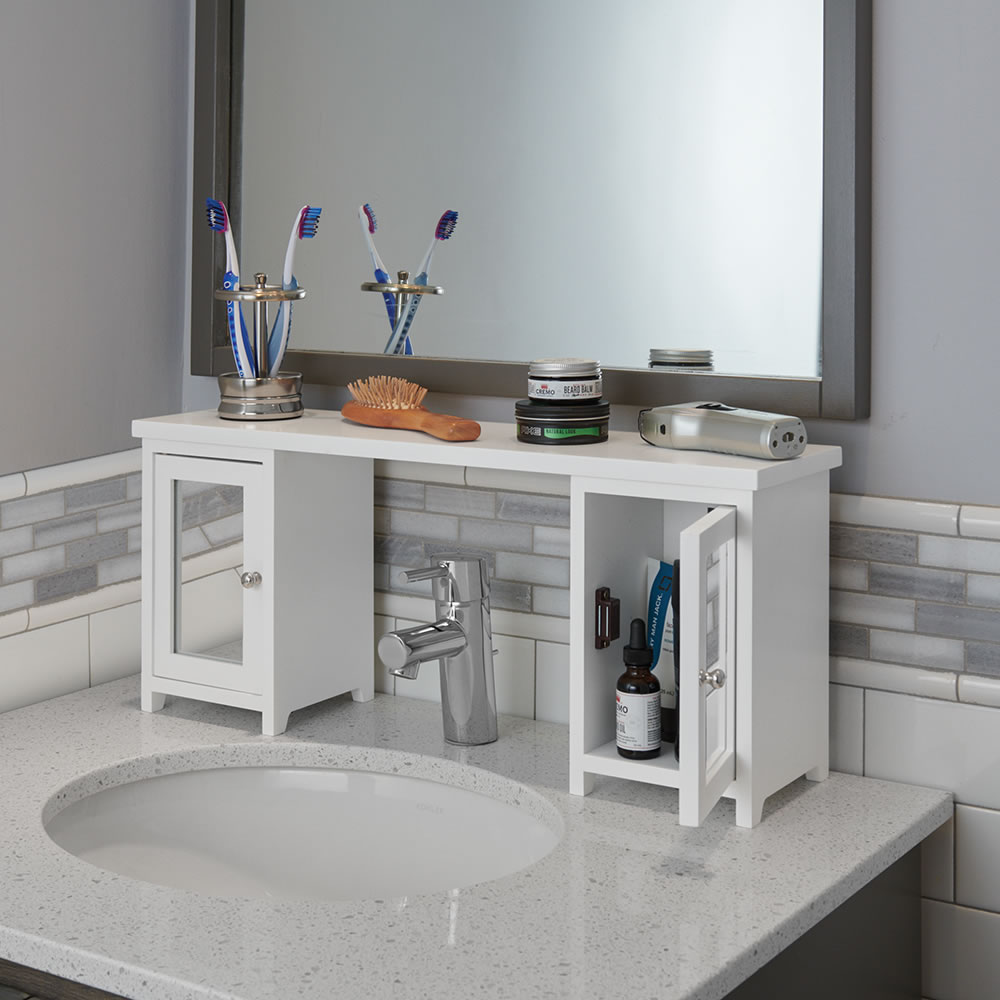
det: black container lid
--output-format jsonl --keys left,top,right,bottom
{"left": 515, "top": 398, "right": 610, "bottom": 419}
{"left": 623, "top": 618, "right": 653, "bottom": 667}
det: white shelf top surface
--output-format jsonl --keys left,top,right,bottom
{"left": 133, "top": 409, "right": 841, "bottom": 491}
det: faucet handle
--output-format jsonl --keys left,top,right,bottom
{"left": 401, "top": 564, "right": 450, "bottom": 583}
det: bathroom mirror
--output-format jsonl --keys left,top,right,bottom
{"left": 192, "top": 0, "right": 870, "bottom": 418}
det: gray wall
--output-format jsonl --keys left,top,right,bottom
{"left": 809, "top": 0, "right": 1000, "bottom": 506}
{"left": 0, "top": 0, "right": 190, "bottom": 476}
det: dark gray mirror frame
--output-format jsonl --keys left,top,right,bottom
{"left": 192, "top": 0, "right": 870, "bottom": 420}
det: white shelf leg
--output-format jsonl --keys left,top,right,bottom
{"left": 351, "top": 680, "right": 375, "bottom": 703}
{"left": 141, "top": 689, "right": 166, "bottom": 713}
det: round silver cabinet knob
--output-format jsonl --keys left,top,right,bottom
{"left": 240, "top": 571, "right": 262, "bottom": 589}
{"left": 699, "top": 667, "right": 726, "bottom": 689}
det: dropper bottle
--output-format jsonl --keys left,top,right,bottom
{"left": 615, "top": 618, "right": 662, "bottom": 759}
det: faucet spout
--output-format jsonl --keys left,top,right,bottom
{"left": 377, "top": 556, "right": 498, "bottom": 746}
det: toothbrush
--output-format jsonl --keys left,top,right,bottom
{"left": 384, "top": 210, "right": 458, "bottom": 356}
{"left": 267, "top": 204, "right": 321, "bottom": 376}
{"left": 205, "top": 197, "right": 255, "bottom": 378}
{"left": 359, "top": 204, "right": 398, "bottom": 333}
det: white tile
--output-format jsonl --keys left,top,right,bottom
{"left": 830, "top": 557, "right": 868, "bottom": 591}
{"left": 495, "top": 552, "right": 570, "bottom": 588}
{"left": 958, "top": 674, "right": 1000, "bottom": 709}
{"left": 922, "top": 815, "right": 954, "bottom": 903}
{"left": 830, "top": 591, "right": 915, "bottom": 630}
{"left": 90, "top": 601, "right": 141, "bottom": 685}
{"left": 870, "top": 630, "right": 965, "bottom": 672}
{"left": 0, "top": 609, "right": 28, "bottom": 639}
{"left": 533, "top": 525, "right": 571, "bottom": 557}
{"left": 492, "top": 607, "right": 569, "bottom": 644}
{"left": 22, "top": 449, "right": 141, "bottom": 496}
{"left": 920, "top": 535, "right": 1000, "bottom": 573}
{"left": 0, "top": 618, "right": 90, "bottom": 713}
{"left": 923, "top": 899, "right": 1000, "bottom": 1000}
{"left": 955, "top": 804, "right": 1000, "bottom": 914}
{"left": 494, "top": 634, "right": 535, "bottom": 719}
{"left": 28, "top": 578, "right": 141, "bottom": 630}
{"left": 373, "top": 614, "right": 394, "bottom": 694}
{"left": 960, "top": 505, "right": 1000, "bottom": 540}
{"left": 831, "top": 493, "right": 959, "bottom": 535}
{"left": 866, "top": 690, "right": 1000, "bottom": 809}
{"left": 829, "top": 683, "right": 863, "bottom": 775}
{"left": 464, "top": 466, "right": 570, "bottom": 496}
{"left": 373, "top": 459, "right": 464, "bottom": 485}
{"left": 0, "top": 473, "right": 26, "bottom": 502}
{"left": 831, "top": 657, "right": 956, "bottom": 700}
{"left": 535, "top": 641, "right": 569, "bottom": 724}
{"left": 178, "top": 570, "right": 243, "bottom": 655}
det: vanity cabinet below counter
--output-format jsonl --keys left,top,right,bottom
{"left": 133, "top": 409, "right": 842, "bottom": 827}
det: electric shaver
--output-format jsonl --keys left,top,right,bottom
{"left": 638, "top": 402, "right": 807, "bottom": 460}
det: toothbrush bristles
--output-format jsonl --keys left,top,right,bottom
{"left": 347, "top": 375, "right": 427, "bottom": 411}
{"left": 298, "top": 205, "right": 322, "bottom": 239}
{"left": 435, "top": 210, "right": 458, "bottom": 241}
{"left": 362, "top": 203, "right": 377, "bottom": 234}
{"left": 205, "top": 197, "right": 229, "bottom": 232}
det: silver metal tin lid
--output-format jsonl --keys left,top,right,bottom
{"left": 649, "top": 349, "right": 714, "bottom": 362}
{"left": 528, "top": 357, "right": 601, "bottom": 378}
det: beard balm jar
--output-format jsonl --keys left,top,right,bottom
{"left": 527, "top": 358, "right": 603, "bottom": 402}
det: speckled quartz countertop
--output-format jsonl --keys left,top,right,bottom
{"left": 0, "top": 679, "right": 950, "bottom": 1000}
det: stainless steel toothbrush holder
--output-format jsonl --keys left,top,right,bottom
{"left": 215, "top": 273, "right": 307, "bottom": 420}
{"left": 361, "top": 269, "right": 443, "bottom": 326}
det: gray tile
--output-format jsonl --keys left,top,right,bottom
{"left": 967, "top": 641, "right": 1000, "bottom": 677}
{"left": 374, "top": 478, "right": 424, "bottom": 510}
{"left": 1, "top": 490, "right": 65, "bottom": 529}
{"left": 458, "top": 518, "right": 532, "bottom": 552}
{"left": 497, "top": 492, "right": 570, "bottom": 527}
{"left": 66, "top": 529, "right": 129, "bottom": 568}
{"left": 36, "top": 565, "right": 98, "bottom": 603}
{"left": 488, "top": 579, "right": 532, "bottom": 613}
{"left": 870, "top": 629, "right": 965, "bottom": 671}
{"left": 0, "top": 525, "right": 34, "bottom": 558}
{"left": 373, "top": 562, "right": 390, "bottom": 592}
{"left": 180, "top": 485, "right": 243, "bottom": 530}
{"left": 97, "top": 499, "right": 142, "bottom": 533}
{"left": 201, "top": 512, "right": 244, "bottom": 546}
{"left": 533, "top": 525, "right": 571, "bottom": 558}
{"left": 495, "top": 552, "right": 570, "bottom": 588}
{"left": 968, "top": 574, "right": 1000, "bottom": 609}
{"left": 373, "top": 507, "right": 391, "bottom": 535}
{"left": 830, "top": 524, "right": 917, "bottom": 564}
{"left": 0, "top": 579, "right": 33, "bottom": 614}
{"left": 65, "top": 476, "right": 127, "bottom": 513}
{"left": 97, "top": 552, "right": 143, "bottom": 586}
{"left": 830, "top": 622, "right": 868, "bottom": 658}
{"left": 830, "top": 557, "right": 868, "bottom": 592}
{"left": 33, "top": 511, "right": 97, "bottom": 548}
{"left": 425, "top": 485, "right": 495, "bottom": 518}
{"left": 532, "top": 586, "right": 570, "bottom": 617}
{"left": 127, "top": 471, "right": 142, "bottom": 500}
{"left": 916, "top": 602, "right": 1000, "bottom": 644}
{"left": 3, "top": 546, "right": 65, "bottom": 583}
{"left": 374, "top": 535, "right": 427, "bottom": 567}
{"left": 128, "top": 525, "right": 141, "bottom": 552}
{"left": 388, "top": 510, "right": 459, "bottom": 543}
{"left": 869, "top": 562, "right": 966, "bottom": 603}
{"left": 830, "top": 590, "right": 914, "bottom": 631}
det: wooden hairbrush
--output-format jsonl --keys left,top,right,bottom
{"left": 341, "top": 375, "right": 481, "bottom": 442}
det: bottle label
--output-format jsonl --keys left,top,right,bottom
{"left": 616, "top": 690, "right": 661, "bottom": 751}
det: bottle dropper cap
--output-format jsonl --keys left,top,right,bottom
{"left": 623, "top": 617, "right": 653, "bottom": 667}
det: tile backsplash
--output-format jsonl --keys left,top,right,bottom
{"left": 3, "top": 451, "right": 1000, "bottom": 1000}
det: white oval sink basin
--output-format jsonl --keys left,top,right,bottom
{"left": 45, "top": 757, "right": 562, "bottom": 902}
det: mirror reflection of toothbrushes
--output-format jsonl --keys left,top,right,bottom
{"left": 205, "top": 197, "right": 255, "bottom": 377}
{"left": 359, "top": 204, "right": 397, "bottom": 332}
{"left": 384, "top": 210, "right": 458, "bottom": 356}
{"left": 267, "top": 204, "right": 321, "bottom": 376}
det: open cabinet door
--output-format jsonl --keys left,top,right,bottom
{"left": 678, "top": 505, "right": 737, "bottom": 826}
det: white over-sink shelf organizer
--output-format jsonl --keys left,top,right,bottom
{"left": 133, "top": 409, "right": 841, "bottom": 827}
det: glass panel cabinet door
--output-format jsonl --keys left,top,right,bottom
{"left": 152, "top": 453, "right": 266, "bottom": 694}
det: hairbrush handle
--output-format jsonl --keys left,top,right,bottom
{"left": 341, "top": 401, "right": 481, "bottom": 442}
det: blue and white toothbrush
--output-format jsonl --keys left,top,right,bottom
{"left": 267, "top": 204, "right": 321, "bottom": 376}
{"left": 384, "top": 210, "right": 458, "bottom": 356}
{"left": 205, "top": 197, "right": 255, "bottom": 378}
{"left": 359, "top": 204, "right": 398, "bottom": 333}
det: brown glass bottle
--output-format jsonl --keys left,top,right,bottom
{"left": 616, "top": 618, "right": 661, "bottom": 759}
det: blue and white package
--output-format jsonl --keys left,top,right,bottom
{"left": 646, "top": 558, "right": 675, "bottom": 690}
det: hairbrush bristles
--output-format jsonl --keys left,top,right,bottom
{"left": 347, "top": 375, "right": 428, "bottom": 410}
{"left": 298, "top": 205, "right": 321, "bottom": 239}
{"left": 205, "top": 197, "right": 229, "bottom": 232}
{"left": 435, "top": 210, "right": 458, "bottom": 241}
{"left": 363, "top": 203, "right": 377, "bottom": 234}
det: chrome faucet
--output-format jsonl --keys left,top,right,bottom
{"left": 377, "top": 556, "right": 498, "bottom": 746}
